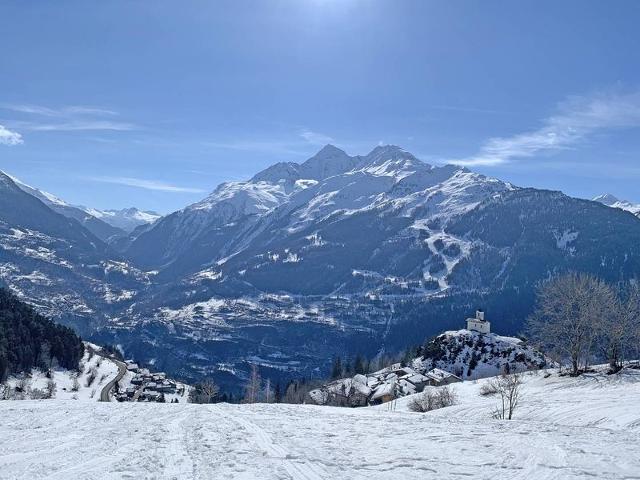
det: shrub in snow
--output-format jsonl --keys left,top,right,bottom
{"left": 30, "top": 388, "right": 48, "bottom": 400}
{"left": 85, "top": 367, "right": 97, "bottom": 387}
{"left": 408, "top": 386, "right": 458, "bottom": 413}
{"left": 479, "top": 382, "right": 499, "bottom": 396}
{"left": 70, "top": 373, "right": 80, "bottom": 392}
{"left": 489, "top": 373, "right": 523, "bottom": 420}
{"left": 45, "top": 379, "right": 56, "bottom": 399}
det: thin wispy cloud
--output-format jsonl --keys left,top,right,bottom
{"left": 87, "top": 176, "right": 205, "bottom": 193}
{"left": 24, "top": 120, "right": 136, "bottom": 132}
{"left": 0, "top": 124, "right": 23, "bottom": 145}
{"left": 1, "top": 103, "right": 136, "bottom": 132}
{"left": 299, "top": 129, "right": 334, "bottom": 146}
{"left": 4, "top": 104, "right": 118, "bottom": 117}
{"left": 452, "top": 90, "right": 640, "bottom": 166}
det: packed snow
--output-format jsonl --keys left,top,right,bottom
{"left": 1, "top": 366, "right": 639, "bottom": 479}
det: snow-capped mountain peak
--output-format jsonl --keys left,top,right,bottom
{"left": 593, "top": 193, "right": 640, "bottom": 216}
{"left": 250, "top": 162, "right": 301, "bottom": 183}
{"left": 85, "top": 207, "right": 162, "bottom": 232}
{"left": 0, "top": 170, "right": 159, "bottom": 238}
{"left": 364, "top": 144, "right": 419, "bottom": 163}
{"left": 593, "top": 193, "right": 620, "bottom": 206}
{"left": 298, "top": 144, "right": 355, "bottom": 180}
{"left": 1, "top": 170, "right": 70, "bottom": 207}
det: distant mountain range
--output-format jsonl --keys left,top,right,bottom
{"left": 593, "top": 193, "right": 640, "bottom": 217}
{"left": 4, "top": 171, "right": 160, "bottom": 240}
{"left": 1, "top": 146, "right": 640, "bottom": 391}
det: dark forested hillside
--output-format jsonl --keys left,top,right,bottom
{"left": 0, "top": 288, "right": 84, "bottom": 381}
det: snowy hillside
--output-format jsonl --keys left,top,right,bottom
{"left": 1, "top": 342, "right": 191, "bottom": 404}
{"left": 1, "top": 366, "right": 638, "bottom": 479}
{"left": 594, "top": 193, "right": 640, "bottom": 217}
{"left": 2, "top": 344, "right": 120, "bottom": 401}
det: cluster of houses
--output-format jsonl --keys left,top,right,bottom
{"left": 115, "top": 361, "right": 185, "bottom": 403}
{"left": 308, "top": 364, "right": 462, "bottom": 407}
{"left": 308, "top": 310, "right": 494, "bottom": 407}
{"left": 368, "top": 365, "right": 461, "bottom": 404}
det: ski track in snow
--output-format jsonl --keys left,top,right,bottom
{"left": 2, "top": 370, "right": 640, "bottom": 479}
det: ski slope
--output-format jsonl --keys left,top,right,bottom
{"left": 1, "top": 367, "right": 639, "bottom": 479}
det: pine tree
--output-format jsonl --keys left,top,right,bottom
{"left": 354, "top": 354, "right": 366, "bottom": 375}
{"left": 331, "top": 356, "right": 343, "bottom": 379}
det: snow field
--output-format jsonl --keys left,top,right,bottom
{"left": 1, "top": 366, "right": 639, "bottom": 479}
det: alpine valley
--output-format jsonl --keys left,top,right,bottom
{"left": 2, "top": 145, "right": 640, "bottom": 391}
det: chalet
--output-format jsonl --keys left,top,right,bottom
{"left": 398, "top": 379, "right": 417, "bottom": 396}
{"left": 370, "top": 382, "right": 395, "bottom": 405}
{"left": 403, "top": 373, "right": 430, "bottom": 391}
{"left": 425, "top": 368, "right": 462, "bottom": 387}
{"left": 156, "top": 380, "right": 177, "bottom": 393}
{"left": 142, "top": 391, "right": 162, "bottom": 402}
{"left": 466, "top": 310, "right": 490, "bottom": 334}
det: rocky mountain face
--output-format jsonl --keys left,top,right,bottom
{"left": 2, "top": 146, "right": 640, "bottom": 391}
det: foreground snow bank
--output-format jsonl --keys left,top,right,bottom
{"left": 1, "top": 368, "right": 639, "bottom": 479}
{"left": 388, "top": 366, "right": 640, "bottom": 429}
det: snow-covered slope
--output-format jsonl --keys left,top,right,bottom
{"left": 3, "top": 344, "right": 120, "bottom": 401}
{"left": 5, "top": 171, "right": 159, "bottom": 238}
{"left": 127, "top": 145, "right": 511, "bottom": 275}
{"left": 594, "top": 193, "right": 640, "bottom": 216}
{"left": 4, "top": 171, "right": 126, "bottom": 242}
{"left": 1, "top": 366, "right": 638, "bottom": 479}
{"left": 85, "top": 207, "right": 161, "bottom": 233}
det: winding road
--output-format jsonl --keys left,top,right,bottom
{"left": 87, "top": 346, "right": 128, "bottom": 402}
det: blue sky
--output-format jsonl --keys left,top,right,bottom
{"left": 1, "top": 0, "right": 639, "bottom": 213}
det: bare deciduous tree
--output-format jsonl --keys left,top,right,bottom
{"left": 244, "top": 364, "right": 262, "bottom": 404}
{"left": 187, "top": 378, "right": 220, "bottom": 404}
{"left": 603, "top": 285, "right": 640, "bottom": 370}
{"left": 489, "top": 373, "right": 522, "bottom": 420}
{"left": 262, "top": 378, "right": 274, "bottom": 403}
{"left": 200, "top": 379, "right": 220, "bottom": 403}
{"left": 527, "top": 273, "right": 617, "bottom": 375}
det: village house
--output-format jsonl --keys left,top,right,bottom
{"left": 425, "top": 368, "right": 462, "bottom": 387}
{"left": 125, "top": 361, "right": 139, "bottom": 372}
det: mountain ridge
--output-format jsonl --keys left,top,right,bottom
{"left": 2, "top": 146, "right": 640, "bottom": 390}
